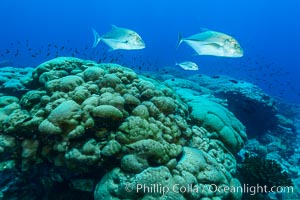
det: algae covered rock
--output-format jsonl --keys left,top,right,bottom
{"left": 152, "top": 96, "right": 177, "bottom": 115}
{"left": 46, "top": 75, "right": 84, "bottom": 92}
{"left": 0, "top": 135, "right": 16, "bottom": 156}
{"left": 0, "top": 67, "right": 33, "bottom": 96}
{"left": 39, "top": 100, "right": 82, "bottom": 135}
{"left": 0, "top": 96, "right": 19, "bottom": 107}
{"left": 31, "top": 57, "right": 94, "bottom": 85}
{"left": 94, "top": 167, "right": 186, "bottom": 200}
{"left": 83, "top": 66, "right": 105, "bottom": 81}
{"left": 93, "top": 105, "right": 123, "bottom": 120}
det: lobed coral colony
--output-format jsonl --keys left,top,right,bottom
{"left": 0, "top": 57, "right": 294, "bottom": 199}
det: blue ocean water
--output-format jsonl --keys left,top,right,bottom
{"left": 0, "top": 0, "right": 299, "bottom": 104}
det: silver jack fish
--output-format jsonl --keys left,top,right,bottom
{"left": 176, "top": 61, "right": 199, "bottom": 70}
{"left": 177, "top": 29, "right": 243, "bottom": 57}
{"left": 92, "top": 25, "right": 145, "bottom": 50}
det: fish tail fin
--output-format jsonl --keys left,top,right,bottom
{"left": 92, "top": 28, "right": 101, "bottom": 48}
{"left": 176, "top": 32, "right": 183, "bottom": 49}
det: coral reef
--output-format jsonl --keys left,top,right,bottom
{"left": 0, "top": 66, "right": 33, "bottom": 97}
{"left": 142, "top": 67, "right": 300, "bottom": 200}
{"left": 238, "top": 154, "right": 293, "bottom": 200}
{"left": 0, "top": 57, "right": 248, "bottom": 199}
{"left": 239, "top": 154, "right": 293, "bottom": 187}
{"left": 164, "top": 74, "right": 278, "bottom": 137}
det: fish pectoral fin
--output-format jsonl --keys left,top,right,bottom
{"left": 117, "top": 40, "right": 129, "bottom": 44}
{"left": 103, "top": 38, "right": 128, "bottom": 43}
{"left": 108, "top": 48, "right": 116, "bottom": 52}
{"left": 203, "top": 43, "right": 222, "bottom": 48}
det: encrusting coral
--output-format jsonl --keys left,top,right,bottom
{"left": 0, "top": 57, "right": 248, "bottom": 200}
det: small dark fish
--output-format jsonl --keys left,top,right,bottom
{"left": 60, "top": 46, "right": 65, "bottom": 50}
{"left": 47, "top": 52, "right": 51, "bottom": 56}
{"left": 31, "top": 54, "right": 36, "bottom": 57}
{"left": 54, "top": 45, "right": 58, "bottom": 48}
{"left": 28, "top": 48, "right": 32, "bottom": 51}
{"left": 6, "top": 49, "right": 10, "bottom": 54}
{"left": 229, "top": 80, "right": 238, "bottom": 84}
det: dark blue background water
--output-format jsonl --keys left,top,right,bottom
{"left": 1, "top": 0, "right": 299, "bottom": 103}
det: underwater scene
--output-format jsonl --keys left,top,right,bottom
{"left": 0, "top": 0, "right": 299, "bottom": 200}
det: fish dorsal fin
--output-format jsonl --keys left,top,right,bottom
{"left": 199, "top": 28, "right": 210, "bottom": 33}
{"left": 111, "top": 25, "right": 120, "bottom": 30}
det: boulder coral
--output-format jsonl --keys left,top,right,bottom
{"left": 175, "top": 89, "right": 247, "bottom": 154}
{"left": 0, "top": 57, "right": 247, "bottom": 200}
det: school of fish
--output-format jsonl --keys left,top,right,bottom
{"left": 1, "top": 25, "right": 243, "bottom": 72}
{"left": 1, "top": 26, "right": 296, "bottom": 99}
